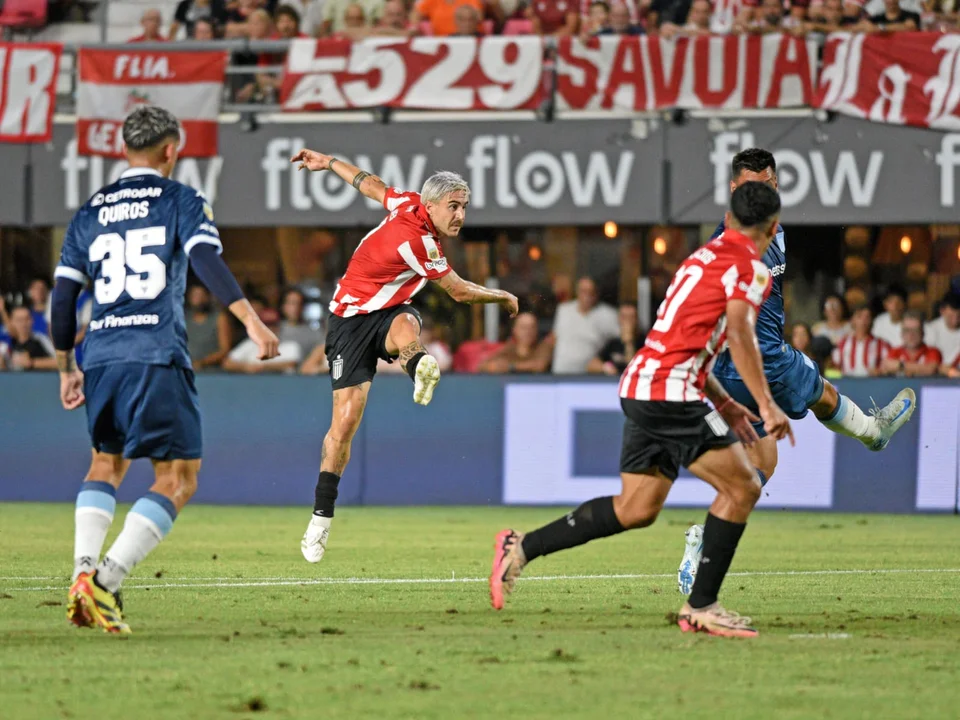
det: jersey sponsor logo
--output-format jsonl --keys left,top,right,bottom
{"left": 99, "top": 186, "right": 163, "bottom": 204}
{"left": 91, "top": 193, "right": 105, "bottom": 207}
{"left": 97, "top": 201, "right": 150, "bottom": 226}
{"left": 88, "top": 313, "right": 160, "bottom": 331}
{"left": 769, "top": 263, "right": 786, "bottom": 277}
{"left": 424, "top": 257, "right": 448, "bottom": 272}
{"left": 332, "top": 355, "right": 343, "bottom": 381}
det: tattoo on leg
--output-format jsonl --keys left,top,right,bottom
{"left": 398, "top": 340, "right": 426, "bottom": 371}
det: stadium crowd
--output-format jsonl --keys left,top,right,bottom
{"left": 2, "top": 273, "right": 959, "bottom": 378}
{"left": 49, "top": 0, "right": 952, "bottom": 46}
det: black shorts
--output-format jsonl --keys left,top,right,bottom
{"left": 325, "top": 305, "right": 422, "bottom": 390}
{"left": 619, "top": 398, "right": 737, "bottom": 481}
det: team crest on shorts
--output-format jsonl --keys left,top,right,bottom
{"left": 332, "top": 355, "right": 343, "bottom": 380}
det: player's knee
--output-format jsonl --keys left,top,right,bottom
{"left": 87, "top": 453, "right": 124, "bottom": 486}
{"left": 728, "top": 474, "right": 762, "bottom": 511}
{"left": 614, "top": 495, "right": 661, "bottom": 530}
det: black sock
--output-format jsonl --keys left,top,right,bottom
{"left": 404, "top": 351, "right": 427, "bottom": 382}
{"left": 688, "top": 513, "right": 746, "bottom": 609}
{"left": 521, "top": 496, "right": 624, "bottom": 563}
{"left": 313, "top": 471, "right": 341, "bottom": 517}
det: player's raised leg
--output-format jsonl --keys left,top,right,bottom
{"left": 813, "top": 379, "right": 915, "bottom": 451}
{"left": 303, "top": 382, "right": 371, "bottom": 562}
{"left": 491, "top": 468, "right": 672, "bottom": 610}
{"left": 385, "top": 311, "right": 440, "bottom": 406}
{"left": 678, "top": 443, "right": 763, "bottom": 638}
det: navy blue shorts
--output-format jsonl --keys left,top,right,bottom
{"left": 715, "top": 347, "right": 824, "bottom": 438}
{"left": 83, "top": 362, "right": 202, "bottom": 460}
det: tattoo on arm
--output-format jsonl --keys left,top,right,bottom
{"left": 352, "top": 170, "right": 371, "bottom": 189}
{"left": 56, "top": 350, "right": 77, "bottom": 373}
{"left": 398, "top": 340, "right": 426, "bottom": 371}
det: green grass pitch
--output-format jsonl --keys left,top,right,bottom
{"left": 2, "top": 503, "right": 959, "bottom": 719}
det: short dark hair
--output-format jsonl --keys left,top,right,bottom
{"left": 884, "top": 285, "right": 907, "bottom": 302}
{"left": 732, "top": 148, "right": 776, "bottom": 179}
{"left": 852, "top": 304, "right": 872, "bottom": 317}
{"left": 730, "top": 181, "right": 781, "bottom": 229}
{"left": 941, "top": 291, "right": 960, "bottom": 310}
{"left": 276, "top": 4, "right": 302, "bottom": 25}
{"left": 122, "top": 106, "right": 180, "bottom": 151}
{"left": 10, "top": 304, "right": 31, "bottom": 316}
{"left": 590, "top": 1, "right": 611, "bottom": 10}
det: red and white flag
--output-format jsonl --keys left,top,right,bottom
{"left": 0, "top": 42, "right": 61, "bottom": 143}
{"left": 76, "top": 49, "right": 227, "bottom": 157}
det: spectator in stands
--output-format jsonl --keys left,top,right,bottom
{"left": 234, "top": 10, "right": 282, "bottom": 103}
{"left": 551, "top": 276, "right": 619, "bottom": 374}
{"left": 587, "top": 302, "right": 642, "bottom": 375}
{"left": 413, "top": 0, "right": 484, "bottom": 35}
{"left": 478, "top": 312, "right": 552, "bottom": 374}
{"left": 925, "top": 291, "right": 960, "bottom": 367}
{"left": 679, "top": 0, "right": 713, "bottom": 32}
{"left": 223, "top": 302, "right": 302, "bottom": 373}
{"left": 750, "top": 0, "right": 785, "bottom": 30}
{"left": 868, "top": 0, "right": 921, "bottom": 27}
{"left": 226, "top": 0, "right": 263, "bottom": 35}
{"left": 276, "top": 4, "right": 309, "bottom": 36}
{"left": 831, "top": 305, "right": 888, "bottom": 377}
{"left": 323, "top": 0, "right": 384, "bottom": 34}
{"left": 812, "top": 293, "right": 851, "bottom": 346}
{"left": 782, "top": 0, "right": 810, "bottom": 30}
{"left": 839, "top": 0, "right": 868, "bottom": 26}
{"left": 453, "top": 3, "right": 485, "bottom": 33}
{"left": 5, "top": 306, "right": 57, "bottom": 372}
{"left": 334, "top": 3, "right": 373, "bottom": 38}
{"left": 872, "top": 286, "right": 906, "bottom": 348}
{"left": 581, "top": 0, "right": 611, "bottom": 35}
{"left": 192, "top": 17, "right": 220, "bottom": 39}
{"left": 712, "top": 0, "right": 756, "bottom": 33}
{"left": 186, "top": 285, "right": 232, "bottom": 370}
{"left": 881, "top": 312, "right": 942, "bottom": 377}
{"left": 170, "top": 0, "right": 228, "bottom": 39}
{"left": 129, "top": 9, "right": 168, "bottom": 42}
{"left": 279, "top": 288, "right": 325, "bottom": 358}
{"left": 598, "top": 1, "right": 645, "bottom": 32}
{"left": 527, "top": 0, "right": 580, "bottom": 35}
{"left": 372, "top": 0, "right": 413, "bottom": 35}
{"left": 285, "top": 0, "right": 327, "bottom": 35}
{"left": 810, "top": 335, "right": 838, "bottom": 378}
{"left": 790, "top": 322, "right": 813, "bottom": 356}
{"left": 648, "top": 0, "right": 693, "bottom": 34}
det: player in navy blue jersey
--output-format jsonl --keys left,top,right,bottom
{"left": 51, "top": 106, "right": 279, "bottom": 634}
{"left": 676, "top": 148, "right": 917, "bottom": 594}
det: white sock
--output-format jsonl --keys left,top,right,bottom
{"left": 97, "top": 494, "right": 177, "bottom": 593}
{"left": 74, "top": 481, "right": 117, "bottom": 581}
{"left": 310, "top": 515, "right": 332, "bottom": 530}
{"left": 821, "top": 394, "right": 878, "bottom": 446}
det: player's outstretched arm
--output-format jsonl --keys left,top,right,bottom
{"left": 726, "top": 299, "right": 794, "bottom": 445}
{"left": 291, "top": 149, "right": 387, "bottom": 206}
{"left": 432, "top": 269, "right": 519, "bottom": 317}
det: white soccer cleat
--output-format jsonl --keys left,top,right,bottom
{"left": 301, "top": 515, "right": 331, "bottom": 563}
{"left": 868, "top": 388, "right": 917, "bottom": 452}
{"left": 677, "top": 524, "right": 703, "bottom": 595}
{"left": 413, "top": 355, "right": 441, "bottom": 406}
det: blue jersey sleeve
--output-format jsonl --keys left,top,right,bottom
{"left": 54, "top": 215, "right": 89, "bottom": 285}
{"left": 177, "top": 185, "right": 223, "bottom": 257}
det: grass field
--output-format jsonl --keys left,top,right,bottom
{"left": 2, "top": 503, "right": 959, "bottom": 719}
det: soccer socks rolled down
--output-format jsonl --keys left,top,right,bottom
{"left": 404, "top": 351, "right": 427, "bottom": 382}
{"left": 821, "top": 394, "right": 878, "bottom": 445}
{"left": 313, "top": 471, "right": 341, "bottom": 518}
{"left": 96, "top": 492, "right": 177, "bottom": 593}
{"left": 688, "top": 513, "right": 746, "bottom": 610}
{"left": 74, "top": 481, "right": 117, "bottom": 580}
{"left": 521, "top": 496, "right": 625, "bottom": 563}
{"left": 756, "top": 470, "right": 768, "bottom": 488}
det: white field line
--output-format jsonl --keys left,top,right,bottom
{"left": 3, "top": 567, "right": 959, "bottom": 592}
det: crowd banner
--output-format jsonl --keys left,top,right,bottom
{"left": 77, "top": 48, "right": 227, "bottom": 157}
{"left": 554, "top": 34, "right": 818, "bottom": 111}
{"left": 280, "top": 37, "right": 545, "bottom": 111}
{"left": 0, "top": 42, "right": 60, "bottom": 143}
{"left": 817, "top": 31, "right": 960, "bottom": 129}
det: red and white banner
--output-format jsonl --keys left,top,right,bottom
{"left": 280, "top": 37, "right": 545, "bottom": 111}
{"left": 816, "top": 32, "right": 960, "bottom": 130}
{"left": 0, "top": 43, "right": 61, "bottom": 143}
{"left": 77, "top": 49, "right": 227, "bottom": 157}
{"left": 556, "top": 34, "right": 818, "bottom": 111}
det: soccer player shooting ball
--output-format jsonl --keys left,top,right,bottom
{"left": 291, "top": 149, "right": 519, "bottom": 563}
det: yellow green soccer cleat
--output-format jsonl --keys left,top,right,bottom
{"left": 67, "top": 571, "right": 131, "bottom": 635}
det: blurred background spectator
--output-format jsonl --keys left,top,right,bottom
{"left": 25, "top": 278, "right": 51, "bottom": 337}
{"left": 279, "top": 288, "right": 325, "bottom": 359}
{"left": 551, "top": 277, "right": 619, "bottom": 374}
{"left": 649, "top": 0, "right": 693, "bottom": 36}
{"left": 528, "top": 0, "right": 580, "bottom": 35}
{"left": 831, "top": 305, "right": 887, "bottom": 377}
{"left": 581, "top": 0, "right": 610, "bottom": 35}
{"left": 223, "top": 301, "right": 302, "bottom": 373}
{"left": 170, "top": 0, "right": 228, "bottom": 39}
{"left": 868, "top": 0, "right": 921, "bottom": 28}
{"left": 453, "top": 4, "right": 484, "bottom": 34}
{"left": 4, "top": 306, "right": 56, "bottom": 372}
{"left": 872, "top": 286, "right": 906, "bottom": 348}
{"left": 598, "top": 1, "right": 645, "bottom": 33}
{"left": 186, "top": 285, "right": 232, "bottom": 370}
{"left": 129, "top": 9, "right": 167, "bottom": 41}
{"left": 373, "top": 0, "right": 413, "bottom": 35}
{"left": 882, "top": 312, "right": 941, "bottom": 377}
{"left": 925, "top": 291, "right": 960, "bottom": 366}
{"left": 323, "top": 0, "right": 383, "bottom": 35}
{"left": 587, "top": 303, "right": 642, "bottom": 375}
{"left": 790, "top": 322, "right": 813, "bottom": 356}
{"left": 477, "top": 312, "right": 553, "bottom": 373}
{"left": 812, "top": 293, "right": 851, "bottom": 346}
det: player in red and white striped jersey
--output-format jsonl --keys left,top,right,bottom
{"left": 291, "top": 148, "right": 519, "bottom": 564}
{"left": 491, "top": 182, "right": 794, "bottom": 638}
{"left": 831, "top": 306, "right": 889, "bottom": 377}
